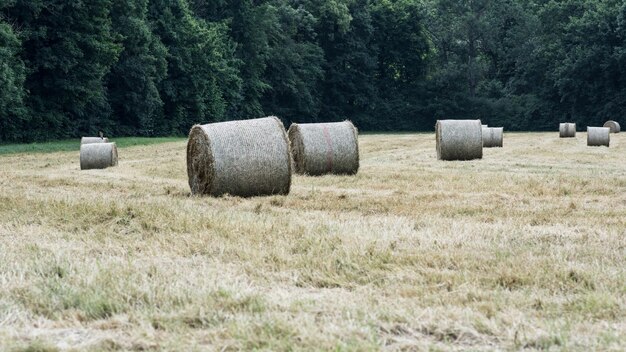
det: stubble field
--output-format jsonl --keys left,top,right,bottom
{"left": 0, "top": 132, "right": 624, "bottom": 351}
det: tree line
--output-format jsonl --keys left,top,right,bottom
{"left": 1, "top": 0, "right": 625, "bottom": 142}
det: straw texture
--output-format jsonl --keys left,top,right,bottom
{"left": 587, "top": 127, "right": 610, "bottom": 147}
{"left": 80, "top": 143, "right": 118, "bottom": 170}
{"left": 288, "top": 121, "right": 359, "bottom": 175}
{"left": 81, "top": 137, "right": 109, "bottom": 144}
{"left": 482, "top": 127, "right": 504, "bottom": 148}
{"left": 436, "top": 120, "right": 483, "bottom": 161}
{"left": 186, "top": 116, "right": 292, "bottom": 197}
{"left": 603, "top": 120, "right": 621, "bottom": 133}
{"left": 559, "top": 123, "right": 576, "bottom": 138}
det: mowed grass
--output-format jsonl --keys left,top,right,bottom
{"left": 0, "top": 133, "right": 624, "bottom": 351}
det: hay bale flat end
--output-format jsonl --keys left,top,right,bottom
{"left": 603, "top": 120, "right": 621, "bottom": 133}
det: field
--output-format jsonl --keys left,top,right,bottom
{"left": 0, "top": 133, "right": 624, "bottom": 351}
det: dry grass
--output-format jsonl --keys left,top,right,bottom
{"left": 0, "top": 133, "right": 624, "bottom": 351}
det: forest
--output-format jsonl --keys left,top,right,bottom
{"left": 0, "top": 0, "right": 625, "bottom": 142}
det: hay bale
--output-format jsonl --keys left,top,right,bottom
{"left": 288, "top": 121, "right": 359, "bottom": 175}
{"left": 603, "top": 120, "right": 621, "bottom": 133}
{"left": 186, "top": 116, "right": 292, "bottom": 197}
{"left": 80, "top": 142, "right": 118, "bottom": 170}
{"left": 482, "top": 127, "right": 504, "bottom": 148}
{"left": 81, "top": 137, "right": 109, "bottom": 144}
{"left": 559, "top": 123, "right": 576, "bottom": 138}
{"left": 436, "top": 120, "right": 483, "bottom": 160}
{"left": 587, "top": 127, "right": 610, "bottom": 147}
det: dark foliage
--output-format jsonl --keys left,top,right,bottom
{"left": 1, "top": 0, "right": 625, "bottom": 141}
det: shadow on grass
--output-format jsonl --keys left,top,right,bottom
{"left": 0, "top": 137, "right": 185, "bottom": 155}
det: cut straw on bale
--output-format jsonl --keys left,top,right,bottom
{"left": 559, "top": 123, "right": 576, "bottom": 138}
{"left": 80, "top": 143, "right": 118, "bottom": 170}
{"left": 603, "top": 120, "right": 621, "bottom": 133}
{"left": 288, "top": 121, "right": 359, "bottom": 176}
{"left": 187, "top": 116, "right": 291, "bottom": 197}
{"left": 436, "top": 120, "right": 483, "bottom": 161}
{"left": 587, "top": 127, "right": 610, "bottom": 147}
{"left": 482, "top": 127, "right": 504, "bottom": 148}
{"left": 81, "top": 137, "right": 109, "bottom": 144}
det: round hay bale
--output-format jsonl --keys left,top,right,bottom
{"left": 587, "top": 127, "right": 610, "bottom": 147}
{"left": 482, "top": 127, "right": 504, "bottom": 148}
{"left": 187, "top": 116, "right": 292, "bottom": 197}
{"left": 287, "top": 121, "right": 359, "bottom": 176}
{"left": 436, "top": 120, "right": 483, "bottom": 160}
{"left": 603, "top": 120, "right": 621, "bottom": 133}
{"left": 559, "top": 123, "right": 576, "bottom": 138}
{"left": 81, "top": 137, "right": 109, "bottom": 144}
{"left": 80, "top": 142, "right": 118, "bottom": 170}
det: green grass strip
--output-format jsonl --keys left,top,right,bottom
{"left": 0, "top": 137, "right": 185, "bottom": 155}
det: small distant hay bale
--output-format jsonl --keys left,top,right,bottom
{"left": 559, "top": 123, "right": 576, "bottom": 138}
{"left": 288, "top": 121, "right": 359, "bottom": 175}
{"left": 482, "top": 127, "right": 504, "bottom": 148}
{"left": 80, "top": 142, "right": 118, "bottom": 170}
{"left": 603, "top": 120, "right": 621, "bottom": 133}
{"left": 587, "top": 127, "right": 610, "bottom": 147}
{"left": 436, "top": 120, "right": 483, "bottom": 160}
{"left": 81, "top": 137, "right": 109, "bottom": 144}
{"left": 187, "top": 116, "right": 292, "bottom": 197}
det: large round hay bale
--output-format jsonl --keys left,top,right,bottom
{"left": 559, "top": 123, "right": 576, "bottom": 138}
{"left": 81, "top": 137, "right": 109, "bottom": 144}
{"left": 287, "top": 121, "right": 359, "bottom": 175}
{"left": 482, "top": 127, "right": 504, "bottom": 148}
{"left": 587, "top": 127, "right": 610, "bottom": 147}
{"left": 80, "top": 143, "right": 118, "bottom": 170}
{"left": 603, "top": 120, "right": 621, "bottom": 133}
{"left": 436, "top": 120, "right": 483, "bottom": 160}
{"left": 187, "top": 116, "right": 292, "bottom": 197}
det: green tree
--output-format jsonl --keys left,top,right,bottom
{"left": 545, "top": 0, "right": 625, "bottom": 126}
{"left": 0, "top": 16, "right": 29, "bottom": 142}
{"left": 423, "top": 0, "right": 546, "bottom": 129}
{"left": 495, "top": 0, "right": 626, "bottom": 130}
{"left": 311, "top": 0, "right": 379, "bottom": 127}
{"left": 4, "top": 0, "right": 121, "bottom": 139}
{"left": 211, "top": 0, "right": 274, "bottom": 119}
{"left": 148, "top": 0, "right": 240, "bottom": 134}
{"left": 260, "top": 1, "right": 324, "bottom": 122}
{"left": 192, "top": 0, "right": 326, "bottom": 122}
{"left": 370, "top": 0, "right": 431, "bottom": 129}
{"left": 107, "top": 0, "right": 167, "bottom": 136}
